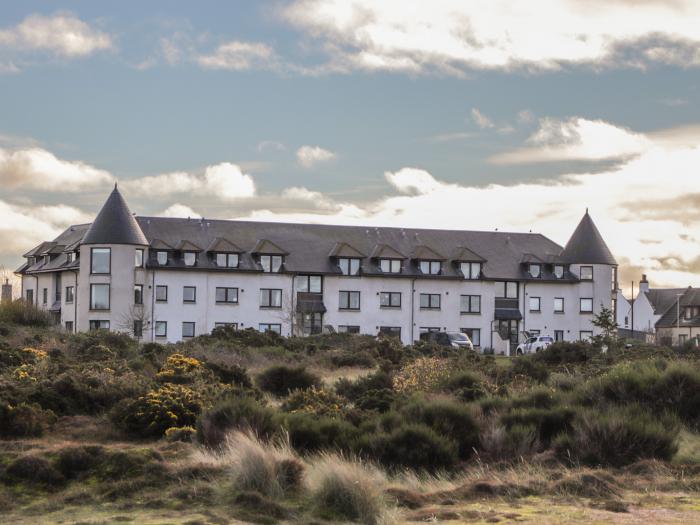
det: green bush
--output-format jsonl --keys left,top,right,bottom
{"left": 0, "top": 402, "right": 55, "bottom": 438}
{"left": 205, "top": 362, "right": 252, "bottom": 387}
{"left": 510, "top": 357, "right": 549, "bottom": 383}
{"left": 210, "top": 325, "right": 284, "bottom": 347}
{"left": 0, "top": 300, "right": 51, "bottom": 327}
{"left": 196, "top": 395, "right": 278, "bottom": 447}
{"left": 329, "top": 350, "right": 376, "bottom": 368}
{"left": 3, "top": 455, "right": 64, "bottom": 487}
{"left": 55, "top": 445, "right": 106, "bottom": 479}
{"left": 501, "top": 407, "right": 575, "bottom": 447}
{"left": 256, "top": 365, "right": 321, "bottom": 397}
{"left": 355, "top": 388, "right": 395, "bottom": 412}
{"left": 531, "top": 341, "right": 599, "bottom": 365}
{"left": 444, "top": 371, "right": 485, "bottom": 401}
{"left": 283, "top": 412, "right": 359, "bottom": 453}
{"left": 335, "top": 370, "right": 393, "bottom": 402}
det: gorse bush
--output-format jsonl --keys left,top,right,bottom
{"left": 156, "top": 353, "right": 205, "bottom": 384}
{"left": 531, "top": 341, "right": 599, "bottom": 365}
{"left": 444, "top": 370, "right": 486, "bottom": 401}
{"left": 256, "top": 365, "right": 321, "bottom": 397}
{"left": 500, "top": 406, "right": 575, "bottom": 447}
{"left": 392, "top": 357, "right": 452, "bottom": 393}
{"left": 283, "top": 412, "right": 359, "bottom": 453}
{"left": 334, "top": 369, "right": 393, "bottom": 402}
{"left": 0, "top": 401, "right": 55, "bottom": 437}
{"left": 281, "top": 386, "right": 346, "bottom": 417}
{"left": 196, "top": 395, "right": 277, "bottom": 448}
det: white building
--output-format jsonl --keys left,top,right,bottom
{"left": 16, "top": 187, "right": 618, "bottom": 352}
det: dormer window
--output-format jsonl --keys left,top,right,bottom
{"left": 183, "top": 252, "right": 197, "bottom": 266}
{"left": 379, "top": 259, "right": 401, "bottom": 273}
{"left": 157, "top": 251, "right": 168, "bottom": 265}
{"left": 460, "top": 262, "right": 481, "bottom": 280}
{"left": 338, "top": 257, "right": 361, "bottom": 276}
{"left": 216, "top": 253, "right": 239, "bottom": 268}
{"left": 419, "top": 261, "right": 441, "bottom": 275}
{"left": 44, "top": 255, "right": 50, "bottom": 265}
{"left": 28, "top": 257, "right": 35, "bottom": 266}
{"left": 554, "top": 265, "right": 564, "bottom": 279}
{"left": 66, "top": 253, "right": 73, "bottom": 264}
{"left": 260, "top": 254, "right": 283, "bottom": 273}
{"left": 529, "top": 264, "right": 541, "bottom": 278}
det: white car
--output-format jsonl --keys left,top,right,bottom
{"left": 515, "top": 335, "right": 554, "bottom": 355}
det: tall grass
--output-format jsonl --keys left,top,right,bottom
{"left": 0, "top": 299, "right": 51, "bottom": 326}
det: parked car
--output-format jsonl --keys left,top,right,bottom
{"left": 419, "top": 331, "right": 474, "bottom": 350}
{"left": 515, "top": 334, "right": 554, "bottom": 355}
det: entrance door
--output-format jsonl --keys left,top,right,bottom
{"left": 498, "top": 319, "right": 519, "bottom": 344}
{"left": 299, "top": 312, "right": 323, "bottom": 336}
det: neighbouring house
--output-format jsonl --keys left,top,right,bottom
{"left": 16, "top": 186, "right": 618, "bottom": 353}
{"left": 655, "top": 287, "right": 700, "bottom": 346}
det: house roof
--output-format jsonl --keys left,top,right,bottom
{"left": 328, "top": 242, "right": 366, "bottom": 258}
{"left": 369, "top": 243, "right": 407, "bottom": 260}
{"left": 451, "top": 246, "right": 486, "bottom": 262}
{"left": 206, "top": 237, "right": 244, "bottom": 253}
{"left": 81, "top": 185, "right": 148, "bottom": 246}
{"left": 175, "top": 240, "right": 202, "bottom": 252}
{"left": 251, "top": 239, "right": 288, "bottom": 255}
{"left": 16, "top": 224, "right": 88, "bottom": 274}
{"left": 560, "top": 211, "right": 617, "bottom": 265}
{"left": 645, "top": 288, "right": 688, "bottom": 315}
{"left": 411, "top": 245, "right": 445, "bottom": 261}
{"left": 655, "top": 287, "right": 700, "bottom": 328}
{"left": 150, "top": 239, "right": 174, "bottom": 250}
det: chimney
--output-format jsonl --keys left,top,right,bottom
{"left": 639, "top": 274, "right": 650, "bottom": 294}
{"left": 1, "top": 278, "right": 11, "bottom": 303}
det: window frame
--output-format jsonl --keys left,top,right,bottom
{"left": 183, "top": 286, "right": 197, "bottom": 304}
{"left": 260, "top": 254, "right": 283, "bottom": 273}
{"left": 155, "top": 285, "right": 168, "bottom": 302}
{"left": 216, "top": 252, "right": 240, "bottom": 268}
{"left": 529, "top": 264, "right": 541, "bottom": 278}
{"left": 553, "top": 265, "right": 564, "bottom": 279}
{"left": 554, "top": 297, "right": 565, "bottom": 313}
{"left": 419, "top": 293, "right": 441, "bottom": 310}
{"left": 419, "top": 260, "right": 442, "bottom": 275}
{"left": 378, "top": 326, "right": 401, "bottom": 338}
{"left": 260, "top": 288, "right": 282, "bottom": 309}
{"left": 338, "top": 325, "right": 360, "bottom": 334}
{"left": 496, "top": 281, "right": 519, "bottom": 299}
{"left": 42, "top": 287, "right": 48, "bottom": 304}
{"left": 580, "top": 297, "right": 594, "bottom": 313}
{"left": 135, "top": 249, "right": 144, "bottom": 268}
{"left": 379, "top": 291, "right": 402, "bottom": 308}
{"left": 182, "top": 321, "right": 195, "bottom": 338}
{"left": 214, "top": 322, "right": 239, "bottom": 329}
{"left": 183, "top": 252, "right": 197, "bottom": 267}
{"left": 529, "top": 296, "right": 541, "bottom": 312}
{"left": 339, "top": 290, "right": 361, "bottom": 311}
{"left": 338, "top": 257, "right": 361, "bottom": 276}
{"left": 379, "top": 258, "right": 402, "bottom": 273}
{"left": 65, "top": 321, "right": 74, "bottom": 332}
{"left": 215, "top": 287, "right": 239, "bottom": 304}
{"left": 90, "top": 247, "right": 111, "bottom": 275}
{"left": 90, "top": 283, "right": 110, "bottom": 311}
{"left": 460, "top": 294, "right": 481, "bottom": 314}
{"left": 259, "top": 323, "right": 282, "bottom": 334}
{"left": 89, "top": 320, "right": 110, "bottom": 331}
{"left": 65, "top": 285, "right": 74, "bottom": 304}
{"left": 133, "top": 320, "right": 143, "bottom": 337}
{"left": 461, "top": 328, "right": 481, "bottom": 347}
{"left": 155, "top": 321, "right": 168, "bottom": 338}
{"left": 580, "top": 265, "right": 594, "bottom": 280}
{"left": 296, "top": 274, "right": 323, "bottom": 293}
{"left": 156, "top": 251, "right": 168, "bottom": 266}
{"left": 579, "top": 330, "right": 593, "bottom": 341}
{"left": 134, "top": 284, "right": 143, "bottom": 305}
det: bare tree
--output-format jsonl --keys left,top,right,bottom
{"left": 117, "top": 304, "right": 152, "bottom": 340}
{"left": 273, "top": 292, "right": 299, "bottom": 336}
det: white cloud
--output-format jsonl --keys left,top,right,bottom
{"left": 296, "top": 145, "right": 336, "bottom": 167}
{"left": 0, "top": 13, "right": 112, "bottom": 58}
{"left": 160, "top": 203, "right": 201, "bottom": 218}
{"left": 282, "top": 0, "right": 700, "bottom": 74}
{"left": 471, "top": 108, "right": 495, "bottom": 129}
{"left": 257, "top": 140, "right": 287, "bottom": 153}
{"left": 197, "top": 40, "right": 277, "bottom": 70}
{"left": 124, "top": 162, "right": 256, "bottom": 200}
{"left": 0, "top": 147, "right": 114, "bottom": 191}
{"left": 384, "top": 167, "right": 441, "bottom": 195}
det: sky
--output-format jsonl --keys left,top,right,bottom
{"left": 1, "top": 0, "right": 700, "bottom": 291}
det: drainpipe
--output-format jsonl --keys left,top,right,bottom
{"left": 410, "top": 277, "right": 416, "bottom": 344}
{"left": 151, "top": 269, "right": 155, "bottom": 341}
{"left": 70, "top": 270, "right": 78, "bottom": 332}
{"left": 522, "top": 281, "right": 527, "bottom": 339}
{"left": 33, "top": 275, "right": 39, "bottom": 306}
{"left": 290, "top": 273, "right": 296, "bottom": 337}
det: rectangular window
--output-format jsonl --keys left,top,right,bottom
{"left": 155, "top": 321, "right": 167, "bottom": 338}
{"left": 580, "top": 330, "right": 593, "bottom": 341}
{"left": 580, "top": 266, "right": 593, "bottom": 280}
{"left": 379, "top": 259, "right": 401, "bottom": 273}
{"left": 460, "top": 262, "right": 481, "bottom": 280}
{"left": 91, "top": 247, "right": 111, "bottom": 274}
{"left": 554, "top": 297, "right": 565, "bottom": 313}
{"left": 554, "top": 265, "right": 564, "bottom": 279}
{"left": 66, "top": 253, "right": 73, "bottom": 264}
{"left": 580, "top": 298, "right": 593, "bottom": 313}
{"left": 419, "top": 293, "right": 441, "bottom": 309}
{"left": 183, "top": 252, "right": 197, "bottom": 266}
{"left": 338, "top": 325, "right": 360, "bottom": 334}
{"left": 89, "top": 320, "right": 109, "bottom": 331}
{"left": 379, "top": 326, "right": 401, "bottom": 338}
{"left": 157, "top": 251, "right": 168, "bottom": 265}
{"left": 26, "top": 289, "right": 33, "bottom": 304}
{"left": 461, "top": 328, "right": 481, "bottom": 347}
{"left": 460, "top": 294, "right": 481, "bottom": 314}
{"left": 65, "top": 321, "right": 74, "bottom": 332}
{"left": 259, "top": 323, "right": 281, "bottom": 334}
{"left": 155, "top": 285, "right": 168, "bottom": 302}
{"left": 529, "top": 264, "right": 541, "bottom": 278}
{"left": 260, "top": 288, "right": 282, "bottom": 308}
{"left": 215, "top": 287, "right": 238, "bottom": 303}
{"left": 496, "top": 281, "right": 518, "bottom": 298}
{"left": 420, "top": 326, "right": 441, "bottom": 333}
{"left": 42, "top": 288, "right": 48, "bottom": 304}
{"left": 338, "top": 258, "right": 361, "bottom": 276}
{"left": 182, "top": 322, "right": 195, "bottom": 338}
{"left": 90, "top": 284, "right": 110, "bottom": 310}
{"left": 133, "top": 320, "right": 143, "bottom": 337}
{"left": 215, "top": 322, "right": 239, "bottom": 329}
{"left": 296, "top": 275, "right": 323, "bottom": 293}
{"left": 134, "top": 284, "right": 143, "bottom": 305}
{"left": 65, "top": 286, "right": 74, "bottom": 303}
{"left": 260, "top": 255, "right": 283, "bottom": 273}
{"left": 379, "top": 292, "right": 401, "bottom": 308}
{"left": 135, "top": 249, "right": 144, "bottom": 268}
{"left": 216, "top": 253, "right": 239, "bottom": 268}
{"left": 183, "top": 286, "right": 196, "bottom": 303}
{"left": 554, "top": 330, "right": 564, "bottom": 342}
{"left": 339, "top": 291, "right": 361, "bottom": 310}
{"left": 419, "top": 261, "right": 441, "bottom": 275}
{"left": 529, "top": 296, "right": 541, "bottom": 312}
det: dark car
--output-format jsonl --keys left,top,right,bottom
{"left": 419, "top": 331, "right": 474, "bottom": 350}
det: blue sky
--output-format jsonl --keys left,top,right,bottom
{"left": 2, "top": 1, "right": 700, "bottom": 288}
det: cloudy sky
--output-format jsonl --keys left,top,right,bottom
{"left": 2, "top": 1, "right": 700, "bottom": 290}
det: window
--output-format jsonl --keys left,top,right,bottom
{"left": 529, "top": 264, "right": 541, "bottom": 278}
{"left": 379, "top": 326, "right": 401, "bottom": 338}
{"left": 379, "top": 292, "right": 401, "bottom": 308}
{"left": 419, "top": 293, "right": 441, "bottom": 309}
{"left": 26, "top": 289, "right": 33, "bottom": 304}
{"left": 260, "top": 255, "right": 283, "bottom": 273}
{"left": 496, "top": 281, "right": 518, "bottom": 299}
{"left": 338, "top": 325, "right": 360, "bottom": 334}
{"left": 216, "top": 253, "right": 239, "bottom": 268}
{"left": 133, "top": 320, "right": 143, "bottom": 337}
{"left": 580, "top": 298, "right": 593, "bottom": 313}
{"left": 44, "top": 255, "right": 50, "bottom": 265}
{"left": 183, "top": 286, "right": 196, "bottom": 303}
{"left": 296, "top": 275, "right": 322, "bottom": 293}
{"left": 135, "top": 249, "right": 144, "bottom": 268}
{"left": 42, "top": 288, "right": 48, "bottom": 304}
{"left": 420, "top": 327, "right": 441, "bottom": 333}
{"left": 91, "top": 248, "right": 111, "bottom": 274}
{"left": 182, "top": 322, "right": 195, "bottom": 338}
{"left": 155, "top": 285, "right": 168, "bottom": 302}
{"left": 379, "top": 259, "right": 401, "bottom": 273}
{"left": 554, "top": 297, "right": 564, "bottom": 313}
{"left": 65, "top": 286, "right": 74, "bottom": 303}
{"left": 157, "top": 251, "right": 168, "bottom": 265}
{"left": 259, "top": 323, "right": 281, "bottom": 334}
{"left": 554, "top": 265, "right": 564, "bottom": 279}
{"left": 215, "top": 322, "right": 238, "bottom": 329}
{"left": 215, "top": 287, "right": 238, "bottom": 303}
{"left": 339, "top": 291, "right": 361, "bottom": 310}
{"left": 684, "top": 308, "right": 693, "bottom": 320}
{"left": 460, "top": 262, "right": 481, "bottom": 280}
{"left": 66, "top": 253, "right": 73, "bottom": 263}
{"left": 554, "top": 330, "right": 564, "bottom": 342}
{"left": 90, "top": 284, "right": 110, "bottom": 310}
{"left": 461, "top": 328, "right": 481, "bottom": 347}
{"left": 419, "top": 261, "right": 441, "bottom": 275}
{"left": 529, "top": 296, "right": 541, "bottom": 312}
{"left": 183, "top": 252, "right": 197, "bottom": 266}
{"left": 260, "top": 288, "right": 282, "bottom": 308}
{"left": 680, "top": 334, "right": 688, "bottom": 345}
{"left": 134, "top": 284, "right": 143, "bottom": 305}
{"left": 580, "top": 266, "right": 593, "bottom": 280}
{"left": 338, "top": 258, "right": 361, "bottom": 276}
{"left": 155, "top": 321, "right": 167, "bottom": 338}
{"left": 579, "top": 331, "right": 593, "bottom": 341}
{"left": 529, "top": 329, "right": 541, "bottom": 336}
{"left": 65, "top": 321, "right": 74, "bottom": 332}
{"left": 89, "top": 320, "right": 109, "bottom": 331}
{"left": 460, "top": 295, "right": 481, "bottom": 314}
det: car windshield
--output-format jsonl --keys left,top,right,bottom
{"left": 448, "top": 333, "right": 469, "bottom": 342}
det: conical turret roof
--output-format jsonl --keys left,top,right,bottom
{"left": 560, "top": 210, "right": 616, "bottom": 265}
{"left": 82, "top": 185, "right": 148, "bottom": 245}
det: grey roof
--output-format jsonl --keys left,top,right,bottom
{"left": 16, "top": 224, "right": 87, "bottom": 274}
{"left": 81, "top": 185, "right": 148, "bottom": 246}
{"left": 560, "top": 211, "right": 617, "bottom": 265}
{"left": 328, "top": 242, "right": 366, "bottom": 258}
{"left": 656, "top": 287, "right": 700, "bottom": 328}
{"left": 645, "top": 288, "right": 688, "bottom": 315}
{"left": 412, "top": 245, "right": 445, "bottom": 261}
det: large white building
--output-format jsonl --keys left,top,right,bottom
{"left": 16, "top": 187, "right": 618, "bottom": 352}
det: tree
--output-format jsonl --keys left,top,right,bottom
{"left": 117, "top": 305, "right": 151, "bottom": 340}
{"left": 591, "top": 304, "right": 619, "bottom": 350}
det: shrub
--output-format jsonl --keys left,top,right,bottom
{"left": 444, "top": 371, "right": 486, "bottom": 401}
{"left": 156, "top": 353, "right": 205, "bottom": 384}
{"left": 555, "top": 406, "right": 679, "bottom": 467}
{"left": 500, "top": 406, "right": 575, "bottom": 447}
{"left": 479, "top": 420, "right": 539, "bottom": 459}
{"left": 531, "top": 341, "right": 599, "bottom": 365}
{"left": 211, "top": 325, "right": 284, "bottom": 347}
{"left": 205, "top": 362, "right": 252, "bottom": 388}
{"left": 3, "top": 455, "right": 64, "bottom": 487}
{"left": 335, "top": 370, "right": 393, "bottom": 402}
{"left": 165, "top": 426, "right": 196, "bottom": 442}
{"left": 281, "top": 386, "right": 346, "bottom": 417}
{"left": 0, "top": 402, "right": 55, "bottom": 437}
{"left": 393, "top": 357, "right": 452, "bottom": 393}
{"left": 256, "top": 365, "right": 321, "bottom": 397}
{"left": 283, "top": 412, "right": 359, "bottom": 453}
{"left": 510, "top": 386, "right": 557, "bottom": 409}
{"left": 510, "top": 357, "right": 549, "bottom": 383}
{"left": 196, "top": 396, "right": 278, "bottom": 448}
{"left": 329, "top": 350, "right": 376, "bottom": 368}
{"left": 308, "top": 453, "right": 386, "bottom": 525}
{"left": 55, "top": 445, "right": 106, "bottom": 479}
{"left": 0, "top": 300, "right": 51, "bottom": 327}
{"left": 355, "top": 388, "right": 395, "bottom": 412}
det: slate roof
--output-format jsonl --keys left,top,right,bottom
{"left": 645, "top": 288, "right": 688, "bottom": 315}
{"left": 656, "top": 287, "right": 700, "bottom": 328}
{"left": 328, "top": 242, "right": 366, "bottom": 258}
{"left": 81, "top": 185, "right": 148, "bottom": 246}
{"left": 560, "top": 211, "right": 617, "bottom": 265}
